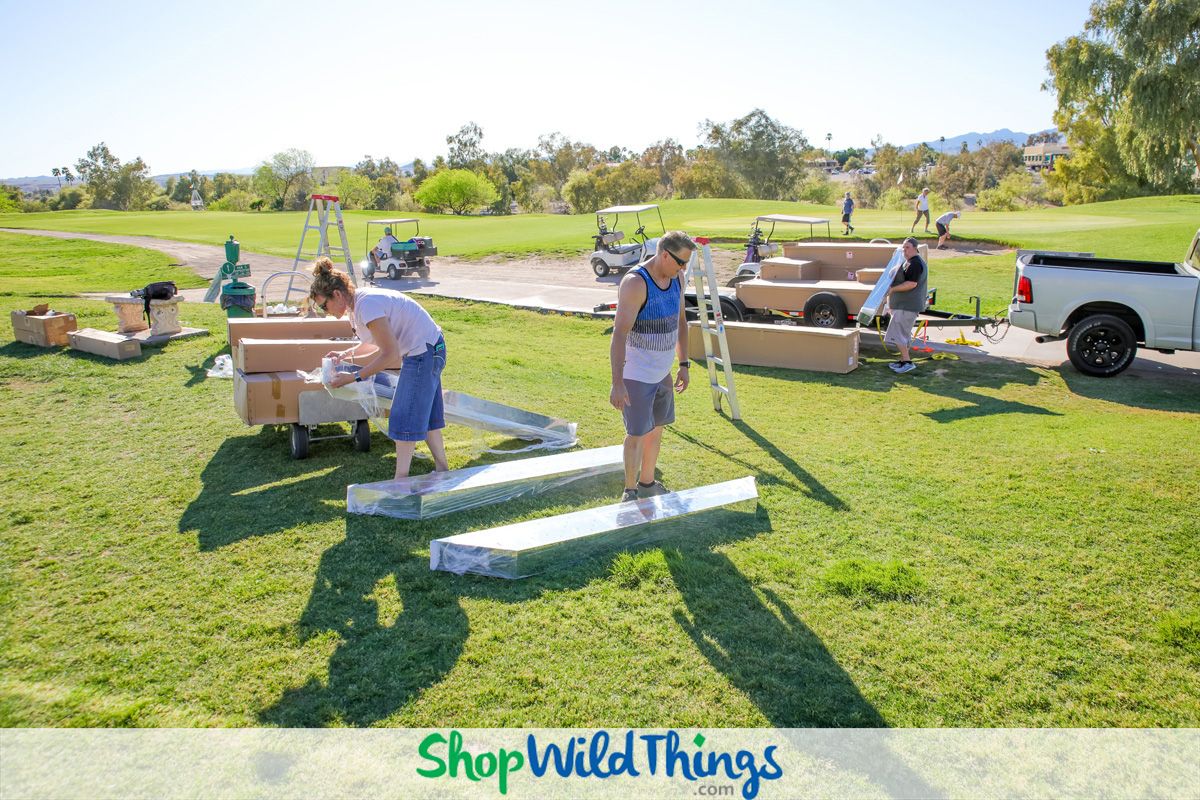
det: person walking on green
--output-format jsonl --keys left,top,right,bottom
{"left": 841, "top": 192, "right": 855, "bottom": 235}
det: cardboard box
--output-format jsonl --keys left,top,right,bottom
{"left": 236, "top": 338, "right": 403, "bottom": 373}
{"left": 688, "top": 320, "right": 859, "bottom": 373}
{"left": 68, "top": 328, "right": 142, "bottom": 361}
{"left": 234, "top": 369, "right": 328, "bottom": 425}
{"left": 781, "top": 242, "right": 929, "bottom": 267}
{"left": 11, "top": 306, "right": 77, "bottom": 347}
{"left": 735, "top": 278, "right": 873, "bottom": 314}
{"left": 856, "top": 268, "right": 885, "bottom": 285}
{"left": 227, "top": 317, "right": 354, "bottom": 349}
{"left": 759, "top": 258, "right": 816, "bottom": 280}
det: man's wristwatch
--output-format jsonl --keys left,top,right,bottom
{"left": 678, "top": 361, "right": 690, "bottom": 369}
{"left": 354, "top": 374, "right": 363, "bottom": 382}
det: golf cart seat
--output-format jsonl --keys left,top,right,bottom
{"left": 598, "top": 231, "right": 625, "bottom": 245}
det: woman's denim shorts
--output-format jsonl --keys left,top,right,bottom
{"left": 388, "top": 336, "right": 446, "bottom": 441}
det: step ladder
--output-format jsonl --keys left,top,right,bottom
{"left": 293, "top": 194, "right": 357, "bottom": 286}
{"left": 689, "top": 238, "right": 741, "bottom": 420}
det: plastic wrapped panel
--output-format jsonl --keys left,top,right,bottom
{"left": 442, "top": 390, "right": 577, "bottom": 448}
{"left": 856, "top": 247, "right": 905, "bottom": 326}
{"left": 347, "top": 445, "right": 624, "bottom": 520}
{"left": 430, "top": 476, "right": 758, "bottom": 579}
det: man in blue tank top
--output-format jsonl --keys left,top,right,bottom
{"left": 609, "top": 231, "right": 695, "bottom": 502}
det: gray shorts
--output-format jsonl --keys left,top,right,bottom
{"left": 622, "top": 375, "right": 675, "bottom": 436}
{"left": 885, "top": 309, "right": 919, "bottom": 348}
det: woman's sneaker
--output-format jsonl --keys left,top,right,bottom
{"left": 621, "top": 488, "right": 639, "bottom": 503}
{"left": 893, "top": 361, "right": 916, "bottom": 374}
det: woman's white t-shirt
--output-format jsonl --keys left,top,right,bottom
{"left": 350, "top": 287, "right": 441, "bottom": 357}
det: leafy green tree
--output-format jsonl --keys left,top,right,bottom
{"left": 446, "top": 122, "right": 485, "bottom": 169}
{"left": 1025, "top": 131, "right": 1061, "bottom": 146}
{"left": 210, "top": 172, "right": 250, "bottom": 201}
{"left": 1045, "top": 0, "right": 1199, "bottom": 190}
{"left": 0, "top": 184, "right": 22, "bottom": 213}
{"left": 413, "top": 169, "right": 499, "bottom": 214}
{"left": 562, "top": 168, "right": 601, "bottom": 213}
{"left": 699, "top": 109, "right": 808, "bottom": 199}
{"left": 672, "top": 149, "right": 747, "bottom": 199}
{"left": 409, "top": 158, "right": 428, "bottom": 186}
{"left": 639, "top": 139, "right": 685, "bottom": 193}
{"left": 170, "top": 170, "right": 211, "bottom": 204}
{"left": 253, "top": 149, "right": 314, "bottom": 210}
{"left": 74, "top": 142, "right": 155, "bottom": 210}
{"left": 335, "top": 172, "right": 374, "bottom": 209}
{"left": 353, "top": 155, "right": 401, "bottom": 181}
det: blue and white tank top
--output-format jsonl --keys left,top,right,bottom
{"left": 623, "top": 266, "right": 681, "bottom": 383}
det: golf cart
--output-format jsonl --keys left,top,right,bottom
{"left": 363, "top": 218, "right": 437, "bottom": 281}
{"left": 589, "top": 204, "right": 665, "bottom": 277}
{"left": 730, "top": 214, "right": 832, "bottom": 285}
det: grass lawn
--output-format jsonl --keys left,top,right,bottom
{"left": 3, "top": 195, "right": 1196, "bottom": 319}
{"left": 3, "top": 195, "right": 1198, "bottom": 261}
{"left": 1, "top": 235, "right": 1197, "bottom": 727}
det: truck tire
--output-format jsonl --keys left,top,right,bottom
{"left": 592, "top": 258, "right": 610, "bottom": 277}
{"left": 803, "top": 292, "right": 849, "bottom": 328}
{"left": 1067, "top": 313, "right": 1138, "bottom": 377}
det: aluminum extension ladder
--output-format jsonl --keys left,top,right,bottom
{"left": 689, "top": 238, "right": 741, "bottom": 420}
{"left": 293, "top": 194, "right": 357, "bottom": 285}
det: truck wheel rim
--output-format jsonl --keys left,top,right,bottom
{"left": 1081, "top": 327, "right": 1126, "bottom": 366}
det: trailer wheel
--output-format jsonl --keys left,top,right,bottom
{"left": 727, "top": 273, "right": 754, "bottom": 288}
{"left": 1067, "top": 313, "right": 1137, "bottom": 377}
{"left": 290, "top": 424, "right": 310, "bottom": 460}
{"left": 352, "top": 419, "right": 372, "bottom": 452}
{"left": 719, "top": 298, "right": 744, "bottom": 322}
{"left": 591, "top": 258, "right": 610, "bottom": 277}
{"left": 803, "top": 292, "right": 849, "bottom": 328}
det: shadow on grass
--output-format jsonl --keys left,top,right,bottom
{"left": 735, "top": 356, "right": 1061, "bottom": 424}
{"left": 259, "top": 496, "right": 893, "bottom": 733}
{"left": 1057, "top": 365, "right": 1200, "bottom": 413}
{"left": 667, "top": 423, "right": 847, "bottom": 510}
{"left": 0, "top": 341, "right": 64, "bottom": 360}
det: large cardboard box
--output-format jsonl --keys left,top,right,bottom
{"left": 11, "top": 306, "right": 77, "bottom": 347}
{"left": 780, "top": 242, "right": 929, "bottom": 268}
{"left": 68, "top": 328, "right": 142, "bottom": 361}
{"left": 235, "top": 338, "right": 404, "bottom": 373}
{"left": 735, "top": 278, "right": 873, "bottom": 314}
{"left": 227, "top": 317, "right": 354, "bottom": 349}
{"left": 759, "top": 258, "right": 817, "bottom": 280}
{"left": 234, "top": 369, "right": 327, "bottom": 425}
{"left": 688, "top": 320, "right": 858, "bottom": 373}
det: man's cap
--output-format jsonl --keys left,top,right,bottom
{"left": 903, "top": 236, "right": 919, "bottom": 248}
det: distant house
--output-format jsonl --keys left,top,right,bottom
{"left": 312, "top": 166, "right": 351, "bottom": 183}
{"left": 1023, "top": 143, "right": 1070, "bottom": 170}
{"left": 807, "top": 158, "right": 839, "bottom": 174}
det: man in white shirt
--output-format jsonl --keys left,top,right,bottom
{"left": 368, "top": 226, "right": 400, "bottom": 276}
{"left": 910, "top": 188, "right": 931, "bottom": 233}
{"left": 935, "top": 210, "right": 961, "bottom": 249}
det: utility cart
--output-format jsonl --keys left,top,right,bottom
{"left": 589, "top": 204, "right": 665, "bottom": 277}
{"left": 363, "top": 218, "right": 437, "bottom": 281}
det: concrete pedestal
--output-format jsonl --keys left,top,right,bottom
{"left": 106, "top": 296, "right": 183, "bottom": 336}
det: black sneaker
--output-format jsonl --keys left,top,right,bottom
{"left": 637, "top": 480, "right": 669, "bottom": 497}
{"left": 621, "top": 488, "right": 639, "bottom": 503}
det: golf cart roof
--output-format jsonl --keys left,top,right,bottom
{"left": 756, "top": 214, "right": 830, "bottom": 224}
{"left": 596, "top": 204, "right": 658, "bottom": 214}
{"left": 368, "top": 218, "right": 419, "bottom": 225}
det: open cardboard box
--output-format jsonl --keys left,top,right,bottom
{"left": 781, "top": 241, "right": 929, "bottom": 268}
{"left": 11, "top": 304, "right": 77, "bottom": 347}
{"left": 236, "top": 338, "right": 404, "bottom": 373}
{"left": 227, "top": 317, "right": 354, "bottom": 349}
{"left": 688, "top": 320, "right": 858, "bottom": 373}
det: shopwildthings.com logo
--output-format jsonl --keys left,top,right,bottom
{"left": 416, "top": 729, "right": 783, "bottom": 798}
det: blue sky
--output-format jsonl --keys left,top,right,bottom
{"left": 1, "top": 0, "right": 1094, "bottom": 177}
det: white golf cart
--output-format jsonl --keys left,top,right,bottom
{"left": 731, "top": 214, "right": 832, "bottom": 285}
{"left": 362, "top": 218, "right": 437, "bottom": 281}
{"left": 589, "top": 204, "right": 665, "bottom": 277}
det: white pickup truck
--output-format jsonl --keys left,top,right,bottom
{"left": 1008, "top": 229, "right": 1200, "bottom": 376}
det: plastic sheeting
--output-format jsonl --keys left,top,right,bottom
{"left": 298, "top": 367, "right": 577, "bottom": 452}
{"left": 430, "top": 476, "right": 759, "bottom": 579}
{"left": 856, "top": 246, "right": 905, "bottom": 326}
{"left": 346, "top": 445, "right": 623, "bottom": 520}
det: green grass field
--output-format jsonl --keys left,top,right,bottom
{"left": 3, "top": 195, "right": 1198, "bottom": 260}
{"left": 0, "top": 234, "right": 1197, "bottom": 727}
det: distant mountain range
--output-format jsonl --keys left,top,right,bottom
{"left": 897, "top": 128, "right": 1060, "bottom": 153}
{"left": 4, "top": 163, "right": 418, "bottom": 193}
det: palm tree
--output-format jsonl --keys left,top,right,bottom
{"left": 939, "top": 135, "right": 945, "bottom": 155}
{"left": 825, "top": 132, "right": 832, "bottom": 154}
{"left": 51, "top": 167, "right": 61, "bottom": 191}
{"left": 61, "top": 167, "right": 74, "bottom": 186}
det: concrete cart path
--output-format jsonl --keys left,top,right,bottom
{"left": 7, "top": 228, "right": 1198, "bottom": 380}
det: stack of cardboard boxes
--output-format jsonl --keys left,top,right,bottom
{"left": 228, "top": 317, "right": 400, "bottom": 426}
